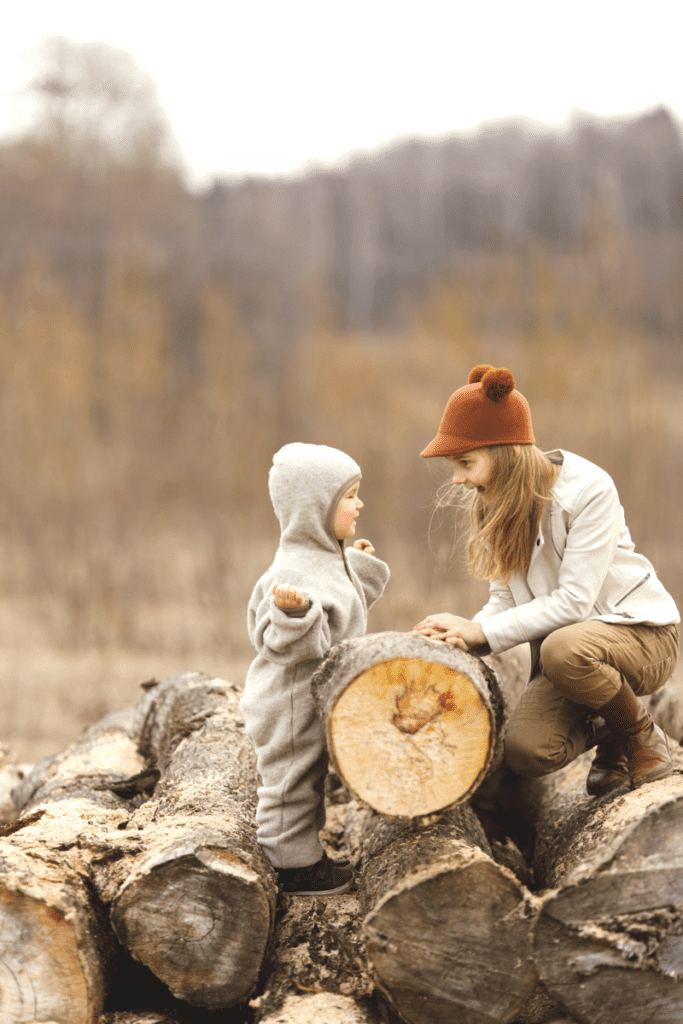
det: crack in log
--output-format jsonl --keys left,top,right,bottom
{"left": 569, "top": 906, "right": 683, "bottom": 976}
{"left": 0, "top": 808, "right": 45, "bottom": 838}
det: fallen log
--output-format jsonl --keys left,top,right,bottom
{"left": 0, "top": 706, "right": 152, "bottom": 1024}
{"left": 109, "top": 672, "right": 278, "bottom": 1012}
{"left": 528, "top": 743, "right": 683, "bottom": 1024}
{"left": 311, "top": 632, "right": 507, "bottom": 817}
{"left": 347, "top": 799, "right": 539, "bottom": 1024}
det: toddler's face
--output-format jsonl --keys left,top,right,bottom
{"left": 333, "top": 482, "right": 363, "bottom": 540}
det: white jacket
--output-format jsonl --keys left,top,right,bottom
{"left": 474, "top": 450, "right": 679, "bottom": 676}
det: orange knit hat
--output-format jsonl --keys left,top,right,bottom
{"left": 420, "top": 365, "right": 535, "bottom": 459}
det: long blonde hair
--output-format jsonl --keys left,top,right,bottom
{"left": 436, "top": 444, "right": 558, "bottom": 582}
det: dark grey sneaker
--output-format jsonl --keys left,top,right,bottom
{"left": 277, "top": 851, "right": 354, "bottom": 896}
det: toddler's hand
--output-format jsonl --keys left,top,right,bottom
{"left": 273, "top": 583, "right": 307, "bottom": 610}
{"left": 353, "top": 538, "right": 375, "bottom": 555}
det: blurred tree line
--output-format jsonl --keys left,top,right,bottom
{"left": 0, "top": 35, "right": 682, "bottom": 663}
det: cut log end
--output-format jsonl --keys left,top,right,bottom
{"left": 0, "top": 883, "right": 102, "bottom": 1024}
{"left": 363, "top": 855, "right": 537, "bottom": 1024}
{"left": 111, "top": 850, "right": 273, "bottom": 1010}
{"left": 329, "top": 657, "right": 494, "bottom": 817}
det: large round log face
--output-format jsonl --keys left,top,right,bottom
{"left": 112, "top": 850, "right": 272, "bottom": 1010}
{"left": 330, "top": 657, "right": 494, "bottom": 817}
{"left": 364, "top": 857, "right": 537, "bottom": 1024}
{"left": 0, "top": 886, "right": 92, "bottom": 1024}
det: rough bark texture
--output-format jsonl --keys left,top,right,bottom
{"left": 252, "top": 892, "right": 377, "bottom": 1024}
{"left": 0, "top": 744, "right": 31, "bottom": 825}
{"left": 528, "top": 743, "right": 683, "bottom": 1024}
{"left": 257, "top": 991, "right": 381, "bottom": 1024}
{"left": 649, "top": 665, "right": 683, "bottom": 744}
{"left": 0, "top": 707, "right": 151, "bottom": 1024}
{"left": 109, "top": 672, "right": 278, "bottom": 1012}
{"left": 344, "top": 799, "right": 539, "bottom": 1024}
{"left": 311, "top": 632, "right": 507, "bottom": 817}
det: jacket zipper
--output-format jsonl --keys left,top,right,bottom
{"left": 614, "top": 573, "right": 650, "bottom": 607}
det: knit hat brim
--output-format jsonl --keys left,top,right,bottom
{"left": 419, "top": 435, "right": 533, "bottom": 459}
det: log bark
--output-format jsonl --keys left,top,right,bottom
{"left": 109, "top": 672, "right": 278, "bottom": 1012}
{"left": 0, "top": 744, "right": 31, "bottom": 825}
{"left": 252, "top": 892, "right": 378, "bottom": 1024}
{"left": 649, "top": 663, "right": 683, "bottom": 744}
{"left": 348, "top": 799, "right": 540, "bottom": 1024}
{"left": 311, "top": 632, "right": 507, "bottom": 817}
{"left": 0, "top": 706, "right": 152, "bottom": 1024}
{"left": 257, "top": 991, "right": 380, "bottom": 1024}
{"left": 528, "top": 743, "right": 683, "bottom": 1024}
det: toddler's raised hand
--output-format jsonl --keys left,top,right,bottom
{"left": 353, "top": 538, "right": 375, "bottom": 555}
{"left": 272, "top": 583, "right": 307, "bottom": 610}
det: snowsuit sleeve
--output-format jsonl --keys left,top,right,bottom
{"left": 248, "top": 583, "right": 332, "bottom": 665}
{"left": 345, "top": 548, "right": 390, "bottom": 610}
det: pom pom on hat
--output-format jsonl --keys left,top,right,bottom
{"left": 468, "top": 365, "right": 516, "bottom": 402}
{"left": 468, "top": 364, "right": 493, "bottom": 384}
{"left": 480, "top": 367, "right": 515, "bottom": 403}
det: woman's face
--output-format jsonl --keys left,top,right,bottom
{"left": 448, "top": 449, "right": 494, "bottom": 492}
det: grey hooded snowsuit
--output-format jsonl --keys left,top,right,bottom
{"left": 241, "top": 443, "right": 390, "bottom": 869}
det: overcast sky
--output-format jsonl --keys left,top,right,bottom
{"left": 0, "top": 0, "right": 681, "bottom": 188}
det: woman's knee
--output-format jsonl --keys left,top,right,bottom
{"left": 504, "top": 723, "right": 561, "bottom": 778}
{"left": 539, "top": 628, "right": 575, "bottom": 682}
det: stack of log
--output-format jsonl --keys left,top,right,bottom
{"left": 1, "top": 634, "right": 682, "bottom": 1024}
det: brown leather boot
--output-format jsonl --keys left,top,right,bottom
{"left": 597, "top": 681, "right": 673, "bottom": 789}
{"left": 586, "top": 737, "right": 629, "bottom": 796}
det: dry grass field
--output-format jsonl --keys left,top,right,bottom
{"left": 2, "top": 300, "right": 681, "bottom": 766}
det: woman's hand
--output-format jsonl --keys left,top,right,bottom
{"left": 353, "top": 538, "right": 375, "bottom": 554}
{"left": 273, "top": 583, "right": 307, "bottom": 610}
{"left": 412, "top": 613, "right": 486, "bottom": 650}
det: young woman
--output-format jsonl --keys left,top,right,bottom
{"left": 413, "top": 364, "right": 679, "bottom": 794}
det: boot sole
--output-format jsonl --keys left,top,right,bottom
{"left": 587, "top": 773, "right": 629, "bottom": 797}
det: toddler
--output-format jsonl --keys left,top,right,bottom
{"left": 241, "top": 443, "right": 390, "bottom": 894}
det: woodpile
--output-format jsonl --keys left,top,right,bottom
{"left": 1, "top": 633, "right": 681, "bottom": 1023}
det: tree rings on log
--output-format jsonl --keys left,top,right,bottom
{"left": 531, "top": 746, "right": 683, "bottom": 1024}
{"left": 311, "top": 632, "right": 506, "bottom": 817}
{"left": 355, "top": 804, "right": 539, "bottom": 1024}
{"left": 0, "top": 802, "right": 123, "bottom": 1024}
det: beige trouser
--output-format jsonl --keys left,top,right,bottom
{"left": 504, "top": 620, "right": 679, "bottom": 778}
